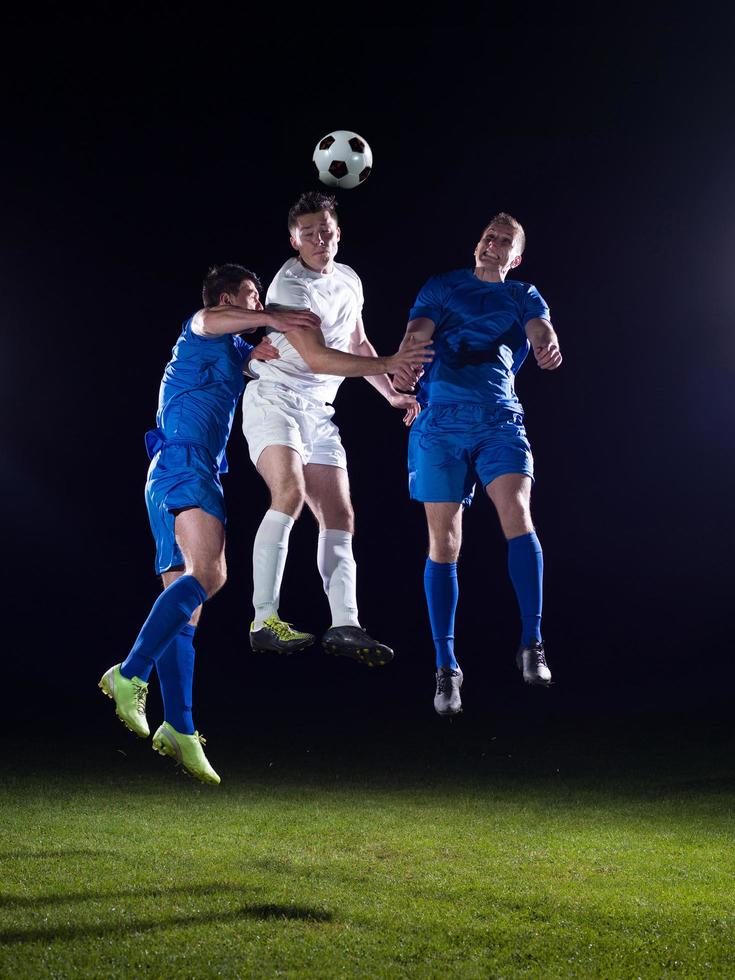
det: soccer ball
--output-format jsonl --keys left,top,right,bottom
{"left": 312, "top": 130, "right": 373, "bottom": 189}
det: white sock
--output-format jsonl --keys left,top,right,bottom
{"left": 252, "top": 510, "right": 294, "bottom": 629}
{"left": 317, "top": 529, "right": 360, "bottom": 628}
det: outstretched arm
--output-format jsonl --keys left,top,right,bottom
{"left": 196, "top": 306, "right": 321, "bottom": 337}
{"left": 283, "top": 315, "right": 433, "bottom": 379}
{"left": 350, "top": 317, "right": 423, "bottom": 425}
{"left": 525, "top": 317, "right": 562, "bottom": 370}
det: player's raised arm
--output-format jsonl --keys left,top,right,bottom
{"left": 283, "top": 316, "right": 433, "bottom": 378}
{"left": 525, "top": 317, "right": 562, "bottom": 370}
{"left": 198, "top": 306, "right": 320, "bottom": 337}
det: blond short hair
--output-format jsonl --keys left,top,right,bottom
{"left": 484, "top": 212, "right": 526, "bottom": 253}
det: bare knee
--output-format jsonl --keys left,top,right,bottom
{"left": 425, "top": 504, "right": 463, "bottom": 563}
{"left": 486, "top": 476, "right": 534, "bottom": 540}
{"left": 497, "top": 497, "right": 533, "bottom": 539}
{"left": 190, "top": 558, "right": 227, "bottom": 598}
{"left": 320, "top": 502, "right": 354, "bottom": 533}
{"left": 428, "top": 523, "right": 461, "bottom": 563}
{"left": 270, "top": 485, "right": 305, "bottom": 518}
{"left": 274, "top": 493, "right": 305, "bottom": 519}
{"left": 428, "top": 535, "right": 461, "bottom": 563}
{"left": 257, "top": 448, "right": 306, "bottom": 518}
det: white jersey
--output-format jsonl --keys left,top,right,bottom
{"left": 248, "top": 257, "right": 364, "bottom": 404}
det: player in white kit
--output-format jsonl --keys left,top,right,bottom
{"left": 242, "top": 191, "right": 432, "bottom": 665}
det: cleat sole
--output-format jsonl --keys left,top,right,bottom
{"left": 323, "top": 642, "right": 393, "bottom": 667}
{"left": 250, "top": 639, "right": 314, "bottom": 655}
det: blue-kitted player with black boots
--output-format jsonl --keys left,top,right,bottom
{"left": 99, "top": 265, "right": 319, "bottom": 781}
{"left": 392, "top": 213, "right": 562, "bottom": 716}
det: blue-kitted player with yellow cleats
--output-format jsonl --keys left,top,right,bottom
{"left": 98, "top": 264, "right": 319, "bottom": 783}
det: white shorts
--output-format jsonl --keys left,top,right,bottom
{"left": 242, "top": 380, "right": 347, "bottom": 469}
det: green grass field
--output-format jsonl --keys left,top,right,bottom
{"left": 2, "top": 720, "right": 734, "bottom": 978}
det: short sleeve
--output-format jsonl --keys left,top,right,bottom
{"left": 521, "top": 284, "right": 550, "bottom": 326}
{"left": 266, "top": 273, "right": 312, "bottom": 311}
{"left": 233, "top": 335, "right": 254, "bottom": 362}
{"left": 408, "top": 275, "right": 450, "bottom": 324}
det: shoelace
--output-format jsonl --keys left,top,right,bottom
{"left": 436, "top": 670, "right": 457, "bottom": 694}
{"left": 271, "top": 619, "right": 304, "bottom": 640}
{"left": 532, "top": 649, "right": 548, "bottom": 667}
{"left": 133, "top": 683, "right": 148, "bottom": 713}
{"left": 196, "top": 733, "right": 207, "bottom": 746}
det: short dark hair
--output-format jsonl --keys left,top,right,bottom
{"left": 288, "top": 191, "right": 338, "bottom": 232}
{"left": 202, "top": 264, "right": 262, "bottom": 308}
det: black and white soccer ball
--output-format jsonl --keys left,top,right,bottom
{"left": 312, "top": 130, "right": 373, "bottom": 189}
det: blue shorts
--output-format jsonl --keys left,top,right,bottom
{"left": 145, "top": 444, "right": 227, "bottom": 575}
{"left": 408, "top": 403, "right": 533, "bottom": 506}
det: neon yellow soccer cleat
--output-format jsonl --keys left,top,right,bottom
{"left": 249, "top": 615, "right": 314, "bottom": 654}
{"left": 98, "top": 664, "right": 150, "bottom": 738}
{"left": 152, "top": 722, "right": 221, "bottom": 785}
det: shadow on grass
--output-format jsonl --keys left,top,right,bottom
{"left": 0, "top": 850, "right": 106, "bottom": 861}
{"left": 0, "top": 902, "right": 333, "bottom": 945}
{"left": 0, "top": 882, "right": 278, "bottom": 910}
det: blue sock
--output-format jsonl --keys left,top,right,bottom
{"left": 121, "top": 575, "right": 207, "bottom": 681}
{"left": 424, "top": 558, "right": 459, "bottom": 670}
{"left": 507, "top": 532, "right": 543, "bottom": 646}
{"left": 157, "top": 624, "right": 196, "bottom": 735}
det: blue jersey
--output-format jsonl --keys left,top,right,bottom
{"left": 145, "top": 316, "right": 253, "bottom": 473}
{"left": 409, "top": 270, "right": 550, "bottom": 412}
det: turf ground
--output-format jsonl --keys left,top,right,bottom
{"left": 2, "top": 702, "right": 734, "bottom": 978}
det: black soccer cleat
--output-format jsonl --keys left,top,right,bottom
{"left": 434, "top": 666, "right": 463, "bottom": 716}
{"left": 516, "top": 640, "right": 552, "bottom": 686}
{"left": 249, "top": 615, "right": 315, "bottom": 655}
{"left": 321, "top": 625, "right": 394, "bottom": 667}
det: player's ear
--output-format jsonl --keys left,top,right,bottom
{"left": 511, "top": 253, "right": 522, "bottom": 269}
{"left": 289, "top": 234, "right": 299, "bottom": 252}
{"left": 335, "top": 226, "right": 341, "bottom": 242}
{"left": 219, "top": 291, "right": 233, "bottom": 306}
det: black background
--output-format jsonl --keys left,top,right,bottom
{"left": 3, "top": 7, "right": 734, "bottom": 742}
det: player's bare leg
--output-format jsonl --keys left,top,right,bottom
{"left": 249, "top": 446, "right": 314, "bottom": 653}
{"left": 256, "top": 445, "right": 307, "bottom": 519}
{"left": 485, "top": 473, "right": 534, "bottom": 539}
{"left": 173, "top": 507, "right": 227, "bottom": 597}
{"left": 424, "top": 503, "right": 464, "bottom": 715}
{"left": 304, "top": 462, "right": 354, "bottom": 533}
{"left": 305, "top": 463, "right": 393, "bottom": 666}
{"left": 425, "top": 502, "right": 463, "bottom": 563}
{"left": 486, "top": 474, "right": 550, "bottom": 686}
